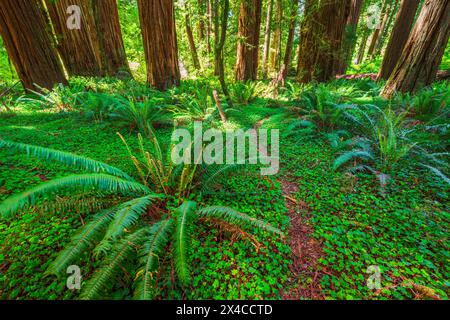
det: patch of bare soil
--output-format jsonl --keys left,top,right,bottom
{"left": 279, "top": 178, "right": 325, "bottom": 300}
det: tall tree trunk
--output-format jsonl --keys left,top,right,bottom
{"left": 138, "top": 0, "right": 180, "bottom": 91}
{"left": 235, "top": 0, "right": 262, "bottom": 81}
{"left": 382, "top": 0, "right": 450, "bottom": 98}
{"left": 338, "top": 0, "right": 364, "bottom": 74}
{"left": 356, "top": 30, "right": 369, "bottom": 64}
{"left": 213, "top": 0, "right": 220, "bottom": 76}
{"left": 0, "top": 0, "right": 67, "bottom": 90}
{"left": 197, "top": 0, "right": 206, "bottom": 41}
{"left": 91, "top": 0, "right": 130, "bottom": 77}
{"left": 374, "top": 0, "right": 400, "bottom": 56}
{"left": 262, "top": 0, "right": 274, "bottom": 79}
{"left": 297, "top": 0, "right": 352, "bottom": 83}
{"left": 367, "top": 0, "right": 391, "bottom": 58}
{"left": 206, "top": 0, "right": 212, "bottom": 54}
{"left": 315, "top": 0, "right": 352, "bottom": 81}
{"left": 184, "top": 3, "right": 201, "bottom": 70}
{"left": 276, "top": 0, "right": 299, "bottom": 84}
{"left": 283, "top": 0, "right": 299, "bottom": 72}
{"left": 297, "top": 0, "right": 317, "bottom": 82}
{"left": 216, "top": 0, "right": 233, "bottom": 108}
{"left": 270, "top": 0, "right": 283, "bottom": 71}
{"left": 378, "top": 0, "right": 420, "bottom": 80}
{"left": 45, "top": 0, "right": 103, "bottom": 77}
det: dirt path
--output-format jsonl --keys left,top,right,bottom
{"left": 279, "top": 178, "right": 325, "bottom": 300}
{"left": 254, "top": 116, "right": 325, "bottom": 299}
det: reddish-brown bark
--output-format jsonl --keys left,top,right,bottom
{"left": 0, "top": 0, "right": 67, "bottom": 90}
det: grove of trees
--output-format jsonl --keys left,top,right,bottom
{"left": 0, "top": 0, "right": 449, "bottom": 302}
{"left": 0, "top": 0, "right": 448, "bottom": 96}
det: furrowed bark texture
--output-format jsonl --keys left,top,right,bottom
{"left": 0, "top": 0, "right": 67, "bottom": 90}
{"left": 378, "top": 0, "right": 420, "bottom": 80}
{"left": 235, "top": 0, "right": 263, "bottom": 81}
{"left": 382, "top": 0, "right": 450, "bottom": 97}
{"left": 45, "top": 0, "right": 103, "bottom": 76}
{"left": 138, "top": 0, "right": 180, "bottom": 90}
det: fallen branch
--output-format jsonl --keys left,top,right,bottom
{"left": 212, "top": 90, "right": 227, "bottom": 123}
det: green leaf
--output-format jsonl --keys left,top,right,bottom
{"left": 0, "top": 174, "right": 150, "bottom": 219}
{"left": 173, "top": 201, "right": 197, "bottom": 286}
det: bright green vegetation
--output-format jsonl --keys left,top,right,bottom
{"left": 0, "top": 77, "right": 448, "bottom": 300}
{"left": 1, "top": 0, "right": 449, "bottom": 301}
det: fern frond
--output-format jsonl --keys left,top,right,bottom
{"left": 420, "top": 164, "right": 450, "bottom": 185}
{"left": 333, "top": 150, "right": 374, "bottom": 171}
{"left": 0, "top": 139, "right": 133, "bottom": 180}
{"left": 200, "top": 163, "right": 247, "bottom": 193}
{"left": 39, "top": 193, "right": 120, "bottom": 216}
{"left": 173, "top": 201, "right": 197, "bottom": 286}
{"left": 134, "top": 218, "right": 174, "bottom": 300}
{"left": 80, "top": 227, "right": 148, "bottom": 300}
{"left": 197, "top": 206, "right": 283, "bottom": 236}
{"left": 0, "top": 174, "right": 150, "bottom": 219}
{"left": 103, "top": 194, "right": 163, "bottom": 241}
{"left": 46, "top": 208, "right": 117, "bottom": 275}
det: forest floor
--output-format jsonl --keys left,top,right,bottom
{"left": 0, "top": 78, "right": 448, "bottom": 300}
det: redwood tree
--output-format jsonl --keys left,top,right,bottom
{"left": 138, "top": 0, "right": 180, "bottom": 90}
{"left": 0, "top": 0, "right": 67, "bottom": 90}
{"left": 297, "top": 0, "right": 317, "bottom": 83}
{"left": 367, "top": 0, "right": 391, "bottom": 58}
{"left": 270, "top": 0, "right": 283, "bottom": 71}
{"left": 297, "top": 0, "right": 352, "bottom": 83}
{"left": 91, "top": 0, "right": 130, "bottom": 76}
{"left": 235, "top": 0, "right": 263, "bottom": 81}
{"left": 374, "top": 0, "right": 400, "bottom": 56}
{"left": 275, "top": 0, "right": 299, "bottom": 84}
{"left": 282, "top": 0, "right": 300, "bottom": 74}
{"left": 261, "top": 0, "right": 274, "bottom": 79}
{"left": 184, "top": 1, "right": 201, "bottom": 70}
{"left": 338, "top": 0, "right": 364, "bottom": 74}
{"left": 45, "top": 0, "right": 103, "bottom": 77}
{"left": 382, "top": 0, "right": 450, "bottom": 98}
{"left": 378, "top": 0, "right": 420, "bottom": 80}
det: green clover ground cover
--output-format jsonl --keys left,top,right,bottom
{"left": 278, "top": 134, "right": 449, "bottom": 300}
{"left": 0, "top": 104, "right": 291, "bottom": 300}
{"left": 1, "top": 80, "right": 449, "bottom": 300}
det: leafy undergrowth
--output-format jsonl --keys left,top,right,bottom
{"left": 0, "top": 103, "right": 291, "bottom": 300}
{"left": 278, "top": 134, "right": 449, "bottom": 300}
{"left": 0, "top": 78, "right": 449, "bottom": 300}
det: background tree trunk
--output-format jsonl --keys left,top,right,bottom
{"left": 197, "top": 0, "right": 206, "bottom": 41}
{"left": 338, "top": 0, "right": 364, "bottom": 74}
{"left": 367, "top": 0, "right": 390, "bottom": 58}
{"left": 270, "top": 0, "right": 283, "bottom": 72}
{"left": 378, "top": 0, "right": 420, "bottom": 80}
{"left": 283, "top": 0, "right": 299, "bottom": 72}
{"left": 45, "top": 0, "right": 103, "bottom": 77}
{"left": 0, "top": 0, "right": 67, "bottom": 90}
{"left": 315, "top": 0, "right": 352, "bottom": 82}
{"left": 184, "top": 3, "right": 201, "bottom": 70}
{"left": 374, "top": 0, "right": 400, "bottom": 56}
{"left": 276, "top": 0, "right": 299, "bottom": 84}
{"left": 91, "top": 0, "right": 130, "bottom": 77}
{"left": 262, "top": 0, "right": 274, "bottom": 79}
{"left": 138, "top": 0, "right": 180, "bottom": 91}
{"left": 217, "top": 0, "right": 233, "bottom": 108}
{"left": 382, "top": 0, "right": 450, "bottom": 98}
{"left": 356, "top": 31, "right": 369, "bottom": 64}
{"left": 235, "top": 0, "right": 262, "bottom": 81}
{"left": 297, "top": 0, "right": 317, "bottom": 82}
{"left": 213, "top": 0, "right": 220, "bottom": 75}
{"left": 206, "top": 0, "right": 212, "bottom": 54}
{"left": 298, "top": 0, "right": 351, "bottom": 83}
